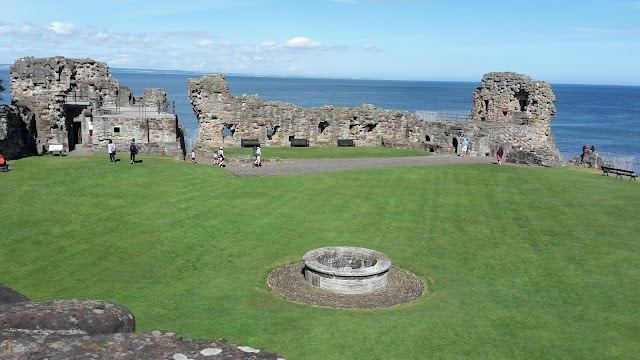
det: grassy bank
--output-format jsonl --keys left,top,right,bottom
{"left": 1, "top": 154, "right": 638, "bottom": 359}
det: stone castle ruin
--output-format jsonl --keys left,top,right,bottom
{"left": 1, "top": 56, "right": 185, "bottom": 158}
{"left": 188, "top": 72, "right": 562, "bottom": 166}
{"left": 2, "top": 56, "right": 561, "bottom": 167}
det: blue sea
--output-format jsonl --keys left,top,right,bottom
{"left": 1, "top": 69, "right": 639, "bottom": 167}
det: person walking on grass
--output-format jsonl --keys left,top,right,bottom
{"left": 191, "top": 149, "right": 196, "bottom": 163}
{"left": 108, "top": 140, "right": 117, "bottom": 163}
{"left": 129, "top": 138, "right": 138, "bottom": 164}
{"left": 496, "top": 146, "right": 504, "bottom": 165}
{"left": 253, "top": 145, "right": 262, "bottom": 167}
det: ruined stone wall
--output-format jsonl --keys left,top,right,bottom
{"left": 91, "top": 113, "right": 183, "bottom": 156}
{"left": 142, "top": 88, "right": 170, "bottom": 112}
{"left": 188, "top": 74, "right": 427, "bottom": 153}
{"left": 9, "top": 56, "right": 126, "bottom": 153}
{"left": 188, "top": 72, "right": 562, "bottom": 166}
{"left": 0, "top": 104, "right": 37, "bottom": 159}
{"left": 7, "top": 57, "right": 183, "bottom": 158}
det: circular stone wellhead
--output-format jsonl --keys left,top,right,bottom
{"left": 302, "top": 246, "right": 392, "bottom": 294}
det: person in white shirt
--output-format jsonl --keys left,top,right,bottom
{"left": 254, "top": 145, "right": 261, "bottom": 167}
{"left": 107, "top": 140, "right": 116, "bottom": 162}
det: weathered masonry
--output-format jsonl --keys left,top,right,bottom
{"left": 188, "top": 72, "right": 562, "bottom": 166}
{"left": 5, "top": 56, "right": 185, "bottom": 158}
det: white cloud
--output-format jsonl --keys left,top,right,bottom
{"left": 196, "top": 39, "right": 213, "bottom": 47}
{"left": 284, "top": 37, "right": 323, "bottom": 49}
{"left": 48, "top": 22, "right": 74, "bottom": 35}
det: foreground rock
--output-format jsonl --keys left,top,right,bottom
{"left": 0, "top": 300, "right": 135, "bottom": 335}
{"left": 0, "top": 330, "right": 283, "bottom": 360}
{"left": 0, "top": 285, "right": 285, "bottom": 359}
{"left": 0, "top": 283, "right": 30, "bottom": 304}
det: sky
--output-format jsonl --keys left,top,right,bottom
{"left": 1, "top": 0, "right": 639, "bottom": 85}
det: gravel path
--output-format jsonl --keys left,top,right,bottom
{"left": 198, "top": 154, "right": 495, "bottom": 177}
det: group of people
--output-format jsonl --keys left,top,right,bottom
{"left": 104, "top": 141, "right": 266, "bottom": 168}
{"left": 582, "top": 144, "right": 596, "bottom": 153}
{"left": 580, "top": 144, "right": 596, "bottom": 161}
{"left": 212, "top": 147, "right": 225, "bottom": 167}
{"left": 460, "top": 138, "right": 505, "bottom": 165}
{"left": 106, "top": 139, "right": 138, "bottom": 164}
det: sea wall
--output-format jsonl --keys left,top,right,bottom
{"left": 188, "top": 72, "right": 563, "bottom": 166}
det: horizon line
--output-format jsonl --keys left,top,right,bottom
{"left": 0, "top": 64, "right": 638, "bottom": 87}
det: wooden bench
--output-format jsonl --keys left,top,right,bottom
{"left": 48, "top": 144, "right": 65, "bottom": 156}
{"left": 241, "top": 138, "right": 260, "bottom": 148}
{"left": 290, "top": 138, "right": 309, "bottom": 147}
{"left": 337, "top": 139, "right": 355, "bottom": 147}
{"left": 601, "top": 166, "right": 637, "bottom": 181}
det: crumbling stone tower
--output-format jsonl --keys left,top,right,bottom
{"left": 467, "top": 72, "right": 561, "bottom": 165}
{"left": 9, "top": 56, "right": 131, "bottom": 153}
{"left": 8, "top": 57, "right": 184, "bottom": 157}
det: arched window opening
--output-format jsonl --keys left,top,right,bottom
{"left": 516, "top": 90, "right": 529, "bottom": 111}
{"left": 317, "top": 121, "right": 329, "bottom": 135}
{"left": 364, "top": 123, "right": 377, "bottom": 133}
{"left": 222, "top": 124, "right": 235, "bottom": 138}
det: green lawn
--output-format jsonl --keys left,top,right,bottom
{"left": 222, "top": 145, "right": 430, "bottom": 158}
{"left": 1, "top": 154, "right": 638, "bottom": 359}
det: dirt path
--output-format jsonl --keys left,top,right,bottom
{"left": 194, "top": 153, "right": 495, "bottom": 177}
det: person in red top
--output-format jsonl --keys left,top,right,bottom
{"left": 0, "top": 153, "right": 8, "bottom": 172}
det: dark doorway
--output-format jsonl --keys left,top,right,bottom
{"left": 73, "top": 121, "right": 82, "bottom": 147}
{"left": 64, "top": 105, "right": 85, "bottom": 151}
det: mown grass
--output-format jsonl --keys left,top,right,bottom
{"left": 221, "top": 145, "right": 430, "bottom": 158}
{"left": 1, "top": 153, "right": 639, "bottom": 359}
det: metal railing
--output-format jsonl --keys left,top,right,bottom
{"left": 64, "top": 90, "right": 90, "bottom": 104}
{"left": 599, "top": 152, "right": 638, "bottom": 173}
{"left": 416, "top": 111, "right": 470, "bottom": 122}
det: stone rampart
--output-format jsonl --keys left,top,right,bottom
{"left": 188, "top": 73, "right": 562, "bottom": 166}
{"left": 188, "top": 74, "right": 427, "bottom": 153}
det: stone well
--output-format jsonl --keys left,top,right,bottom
{"left": 302, "top": 246, "right": 392, "bottom": 294}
